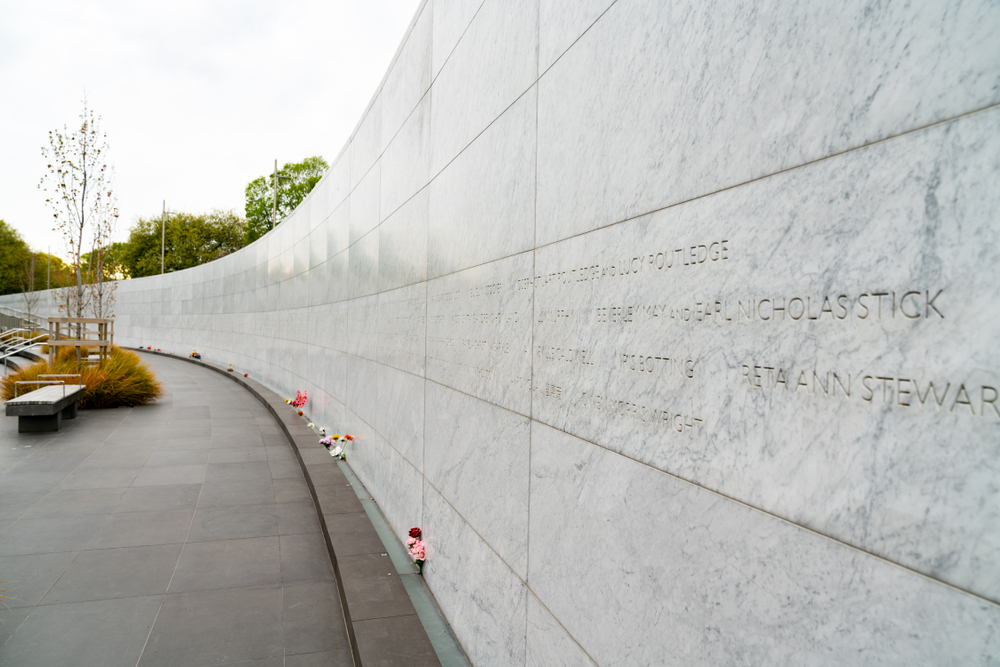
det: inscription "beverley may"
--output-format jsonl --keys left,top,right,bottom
{"left": 742, "top": 363, "right": 999, "bottom": 418}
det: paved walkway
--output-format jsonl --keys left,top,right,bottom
{"left": 0, "top": 353, "right": 353, "bottom": 666}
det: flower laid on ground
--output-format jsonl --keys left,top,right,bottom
{"left": 227, "top": 363, "right": 233, "bottom": 372}
{"left": 190, "top": 349, "right": 201, "bottom": 360}
{"left": 297, "top": 410, "right": 304, "bottom": 416}
{"left": 291, "top": 390, "right": 308, "bottom": 409}
{"left": 285, "top": 398, "right": 291, "bottom": 404}
{"left": 244, "top": 373, "right": 248, "bottom": 377}
{"left": 406, "top": 527, "right": 426, "bottom": 573}
{"left": 307, "top": 422, "right": 315, "bottom": 428}
{"left": 320, "top": 435, "right": 348, "bottom": 460}
{"left": 319, "top": 426, "right": 327, "bottom": 434}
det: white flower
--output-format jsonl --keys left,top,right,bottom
{"left": 307, "top": 422, "right": 315, "bottom": 428}
{"left": 330, "top": 446, "right": 343, "bottom": 457}
{"left": 320, "top": 426, "right": 327, "bottom": 434}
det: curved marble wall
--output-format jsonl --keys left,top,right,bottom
{"left": 6, "top": 0, "right": 1000, "bottom": 663}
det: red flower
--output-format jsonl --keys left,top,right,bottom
{"left": 297, "top": 410, "right": 304, "bottom": 416}
{"left": 408, "top": 527, "right": 421, "bottom": 538}
{"left": 345, "top": 435, "right": 354, "bottom": 441}
{"left": 244, "top": 373, "right": 248, "bottom": 377}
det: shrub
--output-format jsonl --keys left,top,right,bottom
{"left": 1, "top": 346, "right": 163, "bottom": 409}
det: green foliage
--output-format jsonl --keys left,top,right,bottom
{"left": 121, "top": 210, "right": 245, "bottom": 278}
{"left": 82, "top": 241, "right": 129, "bottom": 280}
{"left": 1, "top": 346, "right": 163, "bottom": 409}
{"left": 244, "top": 156, "right": 328, "bottom": 244}
{"left": 0, "top": 220, "right": 31, "bottom": 295}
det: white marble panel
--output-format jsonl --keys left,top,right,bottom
{"left": 378, "top": 446, "right": 424, "bottom": 543}
{"left": 326, "top": 146, "right": 352, "bottom": 211}
{"left": 351, "top": 96, "right": 382, "bottom": 188}
{"left": 428, "top": 87, "right": 536, "bottom": 278}
{"left": 376, "top": 281, "right": 426, "bottom": 376}
{"left": 529, "top": 422, "right": 1000, "bottom": 667}
{"left": 422, "top": 484, "right": 527, "bottom": 667}
{"left": 424, "top": 382, "right": 530, "bottom": 578}
{"left": 538, "top": 0, "right": 613, "bottom": 74}
{"left": 431, "top": 0, "right": 483, "bottom": 77}
{"left": 347, "top": 294, "right": 380, "bottom": 361}
{"left": 535, "top": 0, "right": 1000, "bottom": 246}
{"left": 380, "top": 94, "right": 431, "bottom": 221}
{"left": 381, "top": 1, "right": 432, "bottom": 147}
{"left": 430, "top": 0, "right": 537, "bottom": 174}
{"left": 379, "top": 189, "right": 428, "bottom": 293}
{"left": 307, "top": 223, "right": 327, "bottom": 269}
{"left": 347, "top": 230, "right": 379, "bottom": 300}
{"left": 346, "top": 355, "right": 379, "bottom": 432}
{"left": 525, "top": 595, "right": 596, "bottom": 667}
{"left": 532, "top": 109, "right": 1000, "bottom": 601}
{"left": 426, "top": 251, "right": 533, "bottom": 416}
{"left": 375, "top": 364, "right": 424, "bottom": 472}
{"left": 326, "top": 200, "right": 350, "bottom": 258}
{"left": 349, "top": 164, "right": 381, "bottom": 246}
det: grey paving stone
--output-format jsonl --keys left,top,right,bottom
{"left": 138, "top": 585, "right": 283, "bottom": 667}
{"left": 0, "top": 491, "right": 47, "bottom": 521}
{"left": 0, "top": 595, "right": 163, "bottom": 667}
{"left": 276, "top": 500, "right": 320, "bottom": 535}
{"left": 304, "top": 465, "right": 346, "bottom": 487}
{"left": 282, "top": 581, "right": 352, "bottom": 656}
{"left": 338, "top": 553, "right": 415, "bottom": 622}
{"left": 76, "top": 447, "right": 153, "bottom": 469}
{"left": 325, "top": 512, "right": 386, "bottom": 556}
{"left": 0, "top": 550, "right": 78, "bottom": 607}
{"left": 205, "top": 461, "right": 273, "bottom": 483}
{"left": 144, "top": 449, "right": 211, "bottom": 466}
{"left": 153, "top": 436, "right": 213, "bottom": 450}
{"left": 57, "top": 466, "right": 140, "bottom": 490}
{"left": 188, "top": 504, "right": 279, "bottom": 542}
{"left": 279, "top": 533, "right": 335, "bottom": 584}
{"left": 114, "top": 483, "right": 202, "bottom": 513}
{"left": 169, "top": 536, "right": 281, "bottom": 593}
{"left": 87, "top": 509, "right": 193, "bottom": 549}
{"left": 167, "top": 407, "right": 211, "bottom": 421}
{"left": 314, "top": 483, "right": 365, "bottom": 516}
{"left": 354, "top": 614, "right": 442, "bottom": 667}
{"left": 23, "top": 487, "right": 128, "bottom": 518}
{"left": 198, "top": 478, "right": 275, "bottom": 508}
{"left": 9, "top": 454, "right": 88, "bottom": 474}
{"left": 269, "top": 459, "right": 305, "bottom": 479}
{"left": 0, "top": 607, "right": 31, "bottom": 647}
{"left": 272, "top": 477, "right": 312, "bottom": 504}
{"left": 1, "top": 471, "right": 68, "bottom": 494}
{"left": 299, "top": 447, "right": 335, "bottom": 465}
{"left": 285, "top": 649, "right": 356, "bottom": 666}
{"left": 42, "top": 543, "right": 183, "bottom": 605}
{"left": 132, "top": 463, "right": 207, "bottom": 486}
{"left": 0, "top": 514, "right": 106, "bottom": 556}
{"left": 209, "top": 446, "right": 269, "bottom": 463}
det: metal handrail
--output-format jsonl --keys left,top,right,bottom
{"left": 14, "top": 380, "right": 65, "bottom": 399}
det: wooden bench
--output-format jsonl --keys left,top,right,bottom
{"left": 5, "top": 377, "right": 85, "bottom": 433}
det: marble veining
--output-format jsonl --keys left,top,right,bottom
{"left": 6, "top": 1, "right": 1000, "bottom": 664}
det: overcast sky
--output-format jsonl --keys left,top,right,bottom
{"left": 0, "top": 0, "right": 422, "bottom": 257}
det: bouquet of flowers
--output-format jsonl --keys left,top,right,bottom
{"left": 320, "top": 433, "right": 352, "bottom": 459}
{"left": 190, "top": 349, "right": 201, "bottom": 359}
{"left": 406, "top": 527, "right": 426, "bottom": 574}
{"left": 291, "top": 390, "right": 308, "bottom": 409}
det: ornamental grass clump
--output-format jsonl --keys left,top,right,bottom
{"left": 1, "top": 346, "right": 163, "bottom": 409}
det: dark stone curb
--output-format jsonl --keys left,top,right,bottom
{"left": 134, "top": 350, "right": 441, "bottom": 667}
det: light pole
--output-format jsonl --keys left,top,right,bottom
{"left": 161, "top": 201, "right": 179, "bottom": 274}
{"left": 271, "top": 159, "right": 292, "bottom": 230}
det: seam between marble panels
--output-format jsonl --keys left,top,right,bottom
{"left": 536, "top": 0, "right": 620, "bottom": 81}
{"left": 525, "top": 588, "right": 601, "bottom": 667}
{"left": 528, "top": 415, "right": 1000, "bottom": 609}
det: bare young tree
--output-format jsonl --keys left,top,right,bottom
{"left": 39, "top": 99, "right": 119, "bottom": 325}
{"left": 18, "top": 254, "right": 41, "bottom": 330}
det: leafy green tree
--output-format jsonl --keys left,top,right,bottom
{"left": 82, "top": 242, "right": 130, "bottom": 280}
{"left": 244, "top": 156, "right": 328, "bottom": 244}
{"left": 0, "top": 220, "right": 32, "bottom": 296}
{"left": 121, "top": 210, "right": 245, "bottom": 278}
